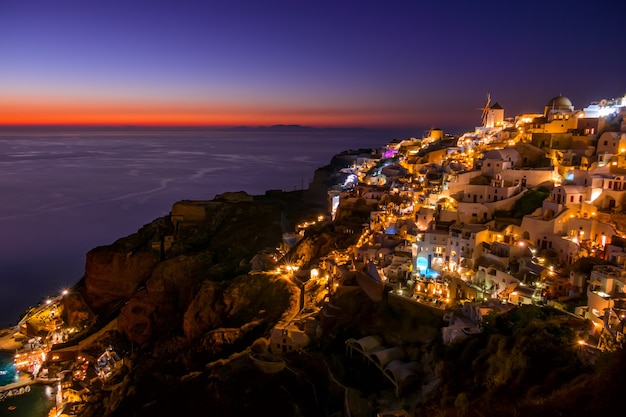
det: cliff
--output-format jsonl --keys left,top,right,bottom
{"left": 51, "top": 148, "right": 619, "bottom": 417}
{"left": 70, "top": 189, "right": 333, "bottom": 416}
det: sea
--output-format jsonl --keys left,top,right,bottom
{"left": 0, "top": 127, "right": 412, "bottom": 326}
{"left": 0, "top": 126, "right": 414, "bottom": 416}
{"left": 0, "top": 350, "right": 56, "bottom": 417}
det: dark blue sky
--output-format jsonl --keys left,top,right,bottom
{"left": 1, "top": 0, "right": 625, "bottom": 131}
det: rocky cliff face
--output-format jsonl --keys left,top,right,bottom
{"left": 82, "top": 196, "right": 287, "bottom": 321}
{"left": 84, "top": 246, "right": 159, "bottom": 311}
{"left": 75, "top": 191, "right": 323, "bottom": 416}
{"left": 182, "top": 274, "right": 296, "bottom": 340}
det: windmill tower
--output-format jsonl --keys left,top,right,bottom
{"left": 479, "top": 93, "right": 505, "bottom": 128}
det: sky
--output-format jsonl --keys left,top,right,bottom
{"left": 1, "top": 0, "right": 626, "bottom": 132}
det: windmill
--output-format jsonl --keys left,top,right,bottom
{"left": 479, "top": 93, "right": 491, "bottom": 127}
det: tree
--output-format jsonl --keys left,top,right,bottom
{"left": 511, "top": 189, "right": 549, "bottom": 218}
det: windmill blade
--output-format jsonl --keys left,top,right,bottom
{"left": 481, "top": 93, "right": 491, "bottom": 125}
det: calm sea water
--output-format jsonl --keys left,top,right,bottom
{"left": 0, "top": 126, "right": 408, "bottom": 416}
{"left": 0, "top": 350, "right": 56, "bottom": 417}
{"left": 0, "top": 127, "right": 410, "bottom": 326}
{"left": 0, "top": 351, "right": 17, "bottom": 387}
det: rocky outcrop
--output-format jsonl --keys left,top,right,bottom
{"left": 215, "top": 191, "right": 254, "bottom": 202}
{"left": 290, "top": 229, "right": 344, "bottom": 267}
{"left": 183, "top": 274, "right": 295, "bottom": 341}
{"left": 67, "top": 165, "right": 350, "bottom": 416}
{"left": 147, "top": 255, "right": 211, "bottom": 311}
{"left": 114, "top": 255, "right": 213, "bottom": 344}
{"left": 82, "top": 198, "right": 290, "bottom": 337}
{"left": 84, "top": 248, "right": 159, "bottom": 311}
{"left": 182, "top": 280, "right": 222, "bottom": 340}
{"left": 83, "top": 218, "right": 168, "bottom": 312}
{"left": 116, "top": 294, "right": 157, "bottom": 345}
{"left": 61, "top": 291, "right": 95, "bottom": 329}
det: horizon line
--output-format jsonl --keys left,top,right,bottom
{"left": 0, "top": 123, "right": 438, "bottom": 132}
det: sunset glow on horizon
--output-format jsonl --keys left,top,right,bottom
{"left": 1, "top": 1, "right": 625, "bottom": 131}
{"left": 0, "top": 95, "right": 426, "bottom": 128}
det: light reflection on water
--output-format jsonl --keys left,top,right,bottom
{"left": 0, "top": 384, "right": 56, "bottom": 417}
{"left": 0, "top": 128, "right": 401, "bottom": 325}
{"left": 0, "top": 352, "right": 16, "bottom": 386}
{"left": 0, "top": 350, "right": 56, "bottom": 417}
{"left": 0, "top": 126, "right": 412, "bottom": 415}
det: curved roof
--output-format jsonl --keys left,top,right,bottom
{"left": 384, "top": 360, "right": 419, "bottom": 384}
{"left": 546, "top": 96, "right": 573, "bottom": 109}
{"left": 371, "top": 346, "right": 406, "bottom": 368}
{"left": 346, "top": 335, "right": 383, "bottom": 352}
{"left": 483, "top": 147, "right": 520, "bottom": 161}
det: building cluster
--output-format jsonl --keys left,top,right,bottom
{"left": 4, "top": 93, "right": 626, "bottom": 414}
{"left": 312, "top": 94, "right": 626, "bottom": 350}
{"left": 1, "top": 290, "right": 120, "bottom": 416}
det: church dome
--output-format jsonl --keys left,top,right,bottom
{"left": 546, "top": 96, "right": 573, "bottom": 110}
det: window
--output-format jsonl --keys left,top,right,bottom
{"left": 570, "top": 196, "right": 574, "bottom": 202}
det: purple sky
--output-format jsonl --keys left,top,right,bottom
{"left": 1, "top": 0, "right": 625, "bottom": 131}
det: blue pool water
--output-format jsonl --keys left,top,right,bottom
{"left": 0, "top": 351, "right": 56, "bottom": 417}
